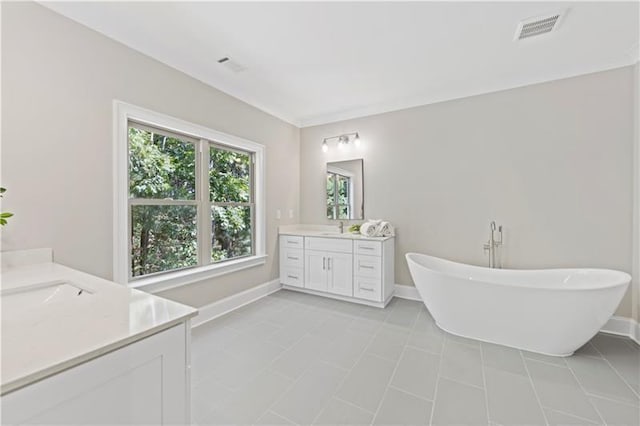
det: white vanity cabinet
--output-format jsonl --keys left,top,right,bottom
{"left": 279, "top": 232, "right": 395, "bottom": 307}
{"left": 304, "top": 237, "right": 354, "bottom": 296}
{"left": 354, "top": 240, "right": 393, "bottom": 302}
{"left": 280, "top": 235, "right": 305, "bottom": 288}
{"left": 0, "top": 250, "right": 197, "bottom": 426}
{"left": 2, "top": 323, "right": 190, "bottom": 425}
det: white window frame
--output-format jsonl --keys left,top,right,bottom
{"left": 113, "top": 101, "right": 266, "bottom": 293}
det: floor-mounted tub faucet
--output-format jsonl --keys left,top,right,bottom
{"left": 483, "top": 221, "right": 503, "bottom": 268}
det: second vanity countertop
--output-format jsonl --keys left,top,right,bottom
{"left": 1, "top": 252, "right": 198, "bottom": 395}
{"left": 279, "top": 225, "right": 394, "bottom": 241}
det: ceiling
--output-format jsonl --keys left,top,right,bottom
{"left": 41, "top": 1, "right": 639, "bottom": 127}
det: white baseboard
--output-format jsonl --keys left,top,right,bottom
{"left": 191, "top": 279, "right": 282, "bottom": 328}
{"left": 393, "top": 284, "right": 422, "bottom": 301}
{"left": 601, "top": 316, "right": 640, "bottom": 345}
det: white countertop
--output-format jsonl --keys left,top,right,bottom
{"left": 0, "top": 256, "right": 198, "bottom": 395}
{"left": 279, "top": 225, "right": 394, "bottom": 241}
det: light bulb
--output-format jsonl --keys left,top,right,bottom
{"left": 322, "top": 141, "right": 328, "bottom": 153}
{"left": 354, "top": 133, "right": 361, "bottom": 147}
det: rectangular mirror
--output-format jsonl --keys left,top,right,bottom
{"left": 326, "top": 159, "right": 364, "bottom": 220}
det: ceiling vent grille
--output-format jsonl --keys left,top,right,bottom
{"left": 515, "top": 12, "right": 563, "bottom": 40}
{"left": 217, "top": 57, "right": 247, "bottom": 73}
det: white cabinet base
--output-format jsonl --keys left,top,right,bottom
{"left": 2, "top": 323, "right": 190, "bottom": 425}
{"left": 282, "top": 284, "right": 394, "bottom": 308}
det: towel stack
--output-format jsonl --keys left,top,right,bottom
{"left": 360, "top": 219, "right": 395, "bottom": 237}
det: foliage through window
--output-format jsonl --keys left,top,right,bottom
{"left": 128, "top": 123, "right": 254, "bottom": 278}
{"left": 326, "top": 172, "right": 351, "bottom": 220}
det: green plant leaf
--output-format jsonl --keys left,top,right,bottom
{"left": 0, "top": 219, "right": 6, "bottom": 226}
{"left": 0, "top": 212, "right": 13, "bottom": 218}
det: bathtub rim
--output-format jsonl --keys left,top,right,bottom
{"left": 405, "top": 252, "right": 631, "bottom": 291}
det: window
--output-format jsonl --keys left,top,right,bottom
{"left": 326, "top": 171, "right": 352, "bottom": 220}
{"left": 114, "top": 102, "right": 265, "bottom": 291}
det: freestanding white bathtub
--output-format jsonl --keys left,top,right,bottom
{"left": 406, "top": 253, "right": 631, "bottom": 356}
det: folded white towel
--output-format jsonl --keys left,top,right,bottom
{"left": 360, "top": 219, "right": 394, "bottom": 237}
{"left": 360, "top": 221, "right": 379, "bottom": 237}
{"left": 378, "top": 221, "right": 395, "bottom": 237}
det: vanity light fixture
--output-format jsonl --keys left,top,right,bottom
{"left": 321, "top": 132, "right": 361, "bottom": 152}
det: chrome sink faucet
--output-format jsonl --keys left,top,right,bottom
{"left": 338, "top": 221, "right": 344, "bottom": 234}
{"left": 483, "top": 221, "right": 503, "bottom": 268}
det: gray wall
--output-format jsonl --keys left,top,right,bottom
{"left": 301, "top": 66, "right": 635, "bottom": 317}
{"left": 1, "top": 2, "right": 300, "bottom": 308}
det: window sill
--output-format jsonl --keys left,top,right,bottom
{"left": 129, "top": 255, "right": 268, "bottom": 294}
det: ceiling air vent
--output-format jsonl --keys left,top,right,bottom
{"left": 515, "top": 11, "right": 564, "bottom": 40}
{"left": 217, "top": 56, "right": 247, "bottom": 73}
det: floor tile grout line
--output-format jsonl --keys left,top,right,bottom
{"left": 369, "top": 308, "right": 421, "bottom": 425}
{"left": 317, "top": 303, "right": 401, "bottom": 409}
{"left": 260, "top": 410, "right": 297, "bottom": 426}
{"left": 204, "top": 344, "right": 301, "bottom": 423}
{"left": 206, "top": 297, "right": 340, "bottom": 424}
{"left": 541, "top": 406, "right": 602, "bottom": 425}
{"left": 386, "top": 384, "right": 434, "bottom": 403}
{"left": 521, "top": 355, "right": 567, "bottom": 368}
{"left": 404, "top": 342, "right": 443, "bottom": 356}
{"left": 519, "top": 350, "right": 551, "bottom": 426}
{"left": 262, "top": 340, "right": 348, "bottom": 425}
{"left": 332, "top": 395, "right": 377, "bottom": 415}
{"left": 416, "top": 309, "right": 447, "bottom": 426}
{"left": 404, "top": 343, "right": 443, "bottom": 357}
{"left": 308, "top": 313, "right": 388, "bottom": 425}
{"left": 582, "top": 391, "right": 640, "bottom": 407}
{"left": 585, "top": 341, "right": 640, "bottom": 401}
{"left": 563, "top": 356, "right": 607, "bottom": 425}
{"left": 428, "top": 346, "right": 446, "bottom": 426}
{"left": 436, "top": 373, "right": 486, "bottom": 391}
{"left": 478, "top": 343, "right": 492, "bottom": 424}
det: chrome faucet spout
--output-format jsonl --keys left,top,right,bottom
{"left": 339, "top": 221, "right": 344, "bottom": 234}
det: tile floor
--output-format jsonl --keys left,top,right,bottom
{"left": 191, "top": 290, "right": 640, "bottom": 425}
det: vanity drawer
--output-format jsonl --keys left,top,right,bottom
{"left": 281, "top": 247, "right": 303, "bottom": 268}
{"left": 354, "top": 276, "right": 382, "bottom": 302}
{"left": 354, "top": 254, "right": 382, "bottom": 279}
{"left": 305, "top": 237, "right": 352, "bottom": 254}
{"left": 282, "top": 266, "right": 304, "bottom": 288}
{"left": 280, "top": 235, "right": 304, "bottom": 249}
{"left": 354, "top": 240, "right": 382, "bottom": 256}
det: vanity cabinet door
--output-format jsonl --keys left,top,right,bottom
{"left": 2, "top": 323, "right": 189, "bottom": 425}
{"left": 305, "top": 250, "right": 327, "bottom": 292}
{"left": 327, "top": 252, "right": 353, "bottom": 297}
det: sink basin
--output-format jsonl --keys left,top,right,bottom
{"left": 319, "top": 232, "right": 342, "bottom": 236}
{"left": 1, "top": 280, "right": 92, "bottom": 314}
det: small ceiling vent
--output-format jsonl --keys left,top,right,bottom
{"left": 217, "top": 56, "right": 247, "bottom": 73}
{"left": 515, "top": 11, "right": 564, "bottom": 40}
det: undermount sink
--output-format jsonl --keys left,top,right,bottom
{"left": 1, "top": 280, "right": 93, "bottom": 314}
